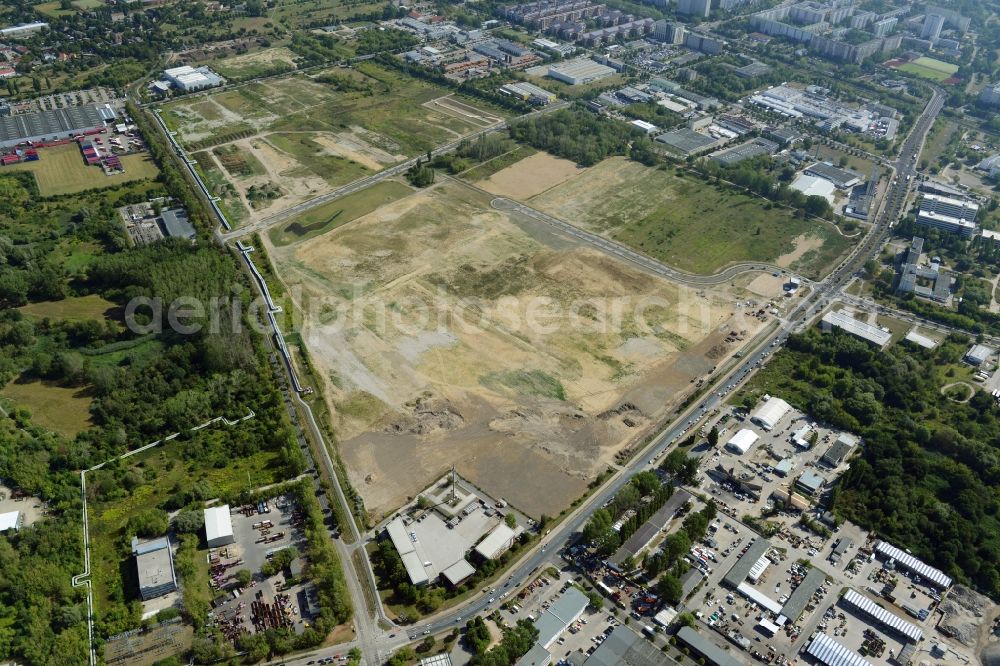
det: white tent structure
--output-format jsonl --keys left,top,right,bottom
{"left": 751, "top": 396, "right": 791, "bottom": 431}
{"left": 204, "top": 505, "right": 235, "bottom": 548}
{"left": 725, "top": 429, "right": 759, "bottom": 455}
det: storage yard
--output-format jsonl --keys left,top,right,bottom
{"left": 266, "top": 178, "right": 768, "bottom": 519}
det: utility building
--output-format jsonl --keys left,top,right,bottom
{"left": 133, "top": 537, "right": 178, "bottom": 601}
{"left": 204, "top": 505, "right": 236, "bottom": 548}
{"left": 724, "top": 429, "right": 759, "bottom": 455}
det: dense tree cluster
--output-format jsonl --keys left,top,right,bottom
{"left": 752, "top": 328, "right": 1000, "bottom": 597}
{"left": 509, "top": 107, "right": 643, "bottom": 166}
{"left": 468, "top": 619, "right": 539, "bottom": 666}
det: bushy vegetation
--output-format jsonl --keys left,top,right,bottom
{"left": 582, "top": 471, "right": 672, "bottom": 556}
{"left": 745, "top": 328, "right": 1000, "bottom": 597}
{"left": 509, "top": 107, "right": 643, "bottom": 166}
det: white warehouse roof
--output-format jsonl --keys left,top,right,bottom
{"left": 751, "top": 396, "right": 791, "bottom": 431}
{"left": 791, "top": 174, "right": 836, "bottom": 203}
{"left": 822, "top": 311, "right": 892, "bottom": 348}
{"left": 807, "top": 632, "right": 874, "bottom": 666}
{"left": 0, "top": 510, "right": 20, "bottom": 532}
{"left": 841, "top": 589, "right": 923, "bottom": 642}
{"left": 874, "top": 541, "right": 952, "bottom": 589}
{"left": 475, "top": 523, "right": 516, "bottom": 560}
{"left": 386, "top": 517, "right": 430, "bottom": 586}
{"left": 204, "top": 505, "right": 234, "bottom": 544}
{"left": 725, "top": 428, "right": 759, "bottom": 454}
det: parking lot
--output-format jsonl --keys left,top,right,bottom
{"left": 206, "top": 495, "right": 317, "bottom": 646}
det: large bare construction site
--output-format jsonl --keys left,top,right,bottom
{"left": 267, "top": 178, "right": 772, "bottom": 520}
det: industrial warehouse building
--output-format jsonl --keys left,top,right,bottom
{"left": 790, "top": 173, "right": 837, "bottom": 204}
{"left": 821, "top": 311, "right": 892, "bottom": 348}
{"left": 873, "top": 540, "right": 952, "bottom": 589}
{"left": 804, "top": 162, "right": 862, "bottom": 189}
{"left": 724, "top": 428, "right": 759, "bottom": 455}
{"left": 750, "top": 396, "right": 791, "bottom": 431}
{"left": 163, "top": 65, "right": 224, "bottom": 92}
{"left": 132, "top": 536, "right": 178, "bottom": 601}
{"left": 204, "top": 505, "right": 236, "bottom": 548}
{"left": 0, "top": 104, "right": 113, "bottom": 149}
{"left": 547, "top": 58, "right": 615, "bottom": 85}
{"left": 610, "top": 489, "right": 691, "bottom": 566}
{"left": 807, "top": 632, "right": 873, "bottom": 666}
{"left": 500, "top": 81, "right": 556, "bottom": 105}
{"left": 675, "top": 627, "right": 742, "bottom": 666}
{"left": 820, "top": 433, "right": 857, "bottom": 467}
{"left": 840, "top": 589, "right": 923, "bottom": 642}
{"left": 474, "top": 523, "right": 516, "bottom": 560}
{"left": 655, "top": 127, "right": 718, "bottom": 155}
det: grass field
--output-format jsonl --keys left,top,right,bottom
{"left": 1, "top": 377, "right": 93, "bottom": 437}
{"left": 897, "top": 57, "right": 959, "bottom": 82}
{"left": 265, "top": 133, "right": 372, "bottom": 186}
{"left": 19, "top": 294, "right": 119, "bottom": 322}
{"left": 33, "top": 1, "right": 76, "bottom": 16}
{"left": 9, "top": 144, "right": 159, "bottom": 196}
{"left": 163, "top": 64, "right": 501, "bottom": 156}
{"left": 269, "top": 180, "right": 413, "bottom": 246}
{"left": 525, "top": 157, "right": 853, "bottom": 278}
{"left": 211, "top": 46, "right": 298, "bottom": 80}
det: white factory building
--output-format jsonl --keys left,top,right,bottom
{"left": 547, "top": 58, "right": 615, "bottom": 85}
{"left": 204, "top": 505, "right": 236, "bottom": 548}
{"left": 0, "top": 510, "right": 22, "bottom": 533}
{"left": 163, "top": 66, "right": 224, "bottom": 92}
{"left": 790, "top": 174, "right": 837, "bottom": 203}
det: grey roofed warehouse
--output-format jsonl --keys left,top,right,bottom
{"left": 655, "top": 128, "right": 718, "bottom": 155}
{"left": 132, "top": 536, "right": 178, "bottom": 601}
{"left": 0, "top": 105, "right": 109, "bottom": 149}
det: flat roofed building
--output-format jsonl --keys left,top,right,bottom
{"left": 533, "top": 587, "right": 589, "bottom": 648}
{"left": 164, "top": 65, "right": 223, "bottom": 92}
{"left": 583, "top": 625, "right": 679, "bottom": 666}
{"left": 514, "top": 643, "right": 551, "bottom": 666}
{"left": 804, "top": 162, "right": 862, "bottom": 189}
{"left": 821, "top": 311, "right": 892, "bottom": 348}
{"left": 840, "top": 589, "right": 923, "bottom": 642}
{"left": 0, "top": 510, "right": 21, "bottom": 532}
{"left": 820, "top": 433, "right": 856, "bottom": 467}
{"left": 807, "top": 632, "right": 874, "bottom": 666}
{"left": 654, "top": 127, "right": 718, "bottom": 155}
{"left": 751, "top": 395, "right": 791, "bottom": 431}
{"left": 475, "top": 523, "right": 516, "bottom": 560}
{"left": 917, "top": 193, "right": 979, "bottom": 237}
{"left": 386, "top": 517, "right": 430, "bottom": 586}
{"left": 723, "top": 538, "right": 770, "bottom": 588}
{"left": 160, "top": 208, "right": 196, "bottom": 240}
{"left": 547, "top": 58, "right": 614, "bottom": 85}
{"left": 610, "top": 489, "right": 691, "bottom": 565}
{"left": 778, "top": 566, "right": 828, "bottom": 622}
{"left": 724, "top": 428, "right": 759, "bottom": 455}
{"left": 441, "top": 559, "right": 475, "bottom": 587}
{"left": 501, "top": 81, "right": 557, "bottom": 105}
{"left": 795, "top": 470, "right": 825, "bottom": 495}
{"left": 132, "top": 536, "right": 178, "bottom": 600}
{"left": 873, "top": 540, "right": 952, "bottom": 589}
{"left": 830, "top": 536, "right": 853, "bottom": 563}
{"left": 965, "top": 343, "right": 994, "bottom": 366}
{"left": 204, "top": 505, "right": 235, "bottom": 548}
{"left": 0, "top": 105, "right": 106, "bottom": 149}
{"left": 675, "top": 627, "right": 743, "bottom": 666}
{"left": 790, "top": 173, "right": 836, "bottom": 203}
{"left": 0, "top": 22, "right": 48, "bottom": 38}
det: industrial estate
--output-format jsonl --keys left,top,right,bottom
{"left": 2, "top": 1, "right": 1000, "bottom": 666}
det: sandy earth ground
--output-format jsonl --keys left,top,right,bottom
{"left": 268, "top": 180, "right": 767, "bottom": 520}
{"left": 478, "top": 152, "right": 586, "bottom": 199}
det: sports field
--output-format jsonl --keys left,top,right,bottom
{"left": 896, "top": 57, "right": 959, "bottom": 82}
{"left": 8, "top": 143, "right": 159, "bottom": 196}
{"left": 507, "top": 156, "right": 852, "bottom": 278}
